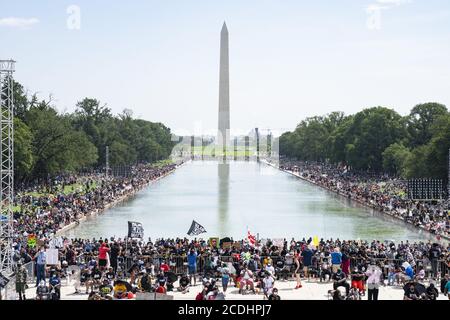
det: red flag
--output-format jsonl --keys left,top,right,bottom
{"left": 247, "top": 229, "right": 256, "bottom": 247}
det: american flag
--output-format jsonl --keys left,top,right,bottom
{"left": 247, "top": 228, "right": 256, "bottom": 247}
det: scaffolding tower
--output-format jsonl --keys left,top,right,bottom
{"left": 0, "top": 60, "right": 15, "bottom": 274}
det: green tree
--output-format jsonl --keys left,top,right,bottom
{"left": 382, "top": 143, "right": 411, "bottom": 176}
{"left": 343, "top": 107, "right": 406, "bottom": 171}
{"left": 14, "top": 118, "right": 34, "bottom": 181}
{"left": 406, "top": 103, "right": 448, "bottom": 148}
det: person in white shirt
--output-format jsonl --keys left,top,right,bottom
{"left": 265, "top": 263, "right": 275, "bottom": 276}
{"left": 239, "top": 266, "right": 255, "bottom": 294}
{"left": 262, "top": 272, "right": 275, "bottom": 299}
{"left": 365, "top": 264, "right": 382, "bottom": 300}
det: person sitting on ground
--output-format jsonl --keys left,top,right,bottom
{"left": 268, "top": 287, "right": 281, "bottom": 300}
{"left": 239, "top": 265, "right": 255, "bottom": 294}
{"left": 99, "top": 279, "right": 113, "bottom": 298}
{"left": 320, "top": 255, "right": 332, "bottom": 282}
{"left": 403, "top": 283, "right": 420, "bottom": 300}
{"left": 399, "top": 262, "right": 414, "bottom": 284}
{"left": 36, "top": 280, "right": 50, "bottom": 300}
{"left": 425, "top": 282, "right": 439, "bottom": 300}
{"left": 262, "top": 271, "right": 275, "bottom": 299}
{"left": 139, "top": 270, "right": 153, "bottom": 292}
{"left": 155, "top": 279, "right": 167, "bottom": 294}
{"left": 49, "top": 272, "right": 61, "bottom": 300}
{"left": 265, "top": 262, "right": 275, "bottom": 276}
{"left": 91, "top": 266, "right": 103, "bottom": 290}
{"left": 80, "top": 266, "right": 92, "bottom": 294}
{"left": 332, "top": 269, "right": 350, "bottom": 296}
{"left": 178, "top": 273, "right": 190, "bottom": 294}
{"left": 113, "top": 280, "right": 134, "bottom": 300}
{"left": 104, "top": 267, "right": 115, "bottom": 285}
{"left": 206, "top": 285, "right": 220, "bottom": 300}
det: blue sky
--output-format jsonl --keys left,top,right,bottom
{"left": 1, "top": 0, "right": 449, "bottom": 135}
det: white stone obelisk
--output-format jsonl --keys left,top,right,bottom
{"left": 218, "top": 21, "right": 230, "bottom": 153}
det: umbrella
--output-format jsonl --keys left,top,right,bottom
{"left": 403, "top": 281, "right": 426, "bottom": 295}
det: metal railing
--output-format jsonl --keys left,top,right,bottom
{"left": 70, "top": 253, "right": 449, "bottom": 281}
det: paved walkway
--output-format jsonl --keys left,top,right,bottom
{"left": 22, "top": 277, "right": 448, "bottom": 300}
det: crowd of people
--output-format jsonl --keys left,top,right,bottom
{"left": 12, "top": 235, "right": 450, "bottom": 300}
{"left": 9, "top": 162, "right": 179, "bottom": 241}
{"left": 279, "top": 160, "right": 449, "bottom": 238}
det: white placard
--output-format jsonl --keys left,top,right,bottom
{"left": 45, "top": 249, "right": 59, "bottom": 265}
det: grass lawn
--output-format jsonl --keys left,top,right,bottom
{"left": 184, "top": 145, "right": 257, "bottom": 157}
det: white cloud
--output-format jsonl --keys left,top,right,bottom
{"left": 376, "top": 0, "right": 411, "bottom": 7}
{"left": 0, "top": 17, "right": 39, "bottom": 28}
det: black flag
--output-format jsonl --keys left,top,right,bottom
{"left": 187, "top": 220, "right": 207, "bottom": 236}
{"left": 128, "top": 221, "right": 144, "bottom": 239}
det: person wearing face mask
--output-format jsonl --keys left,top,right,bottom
{"left": 365, "top": 264, "right": 382, "bottom": 301}
{"left": 268, "top": 287, "right": 280, "bottom": 300}
{"left": 332, "top": 269, "right": 350, "bottom": 296}
{"left": 404, "top": 284, "right": 420, "bottom": 300}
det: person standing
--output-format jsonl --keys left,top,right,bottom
{"left": 98, "top": 241, "right": 110, "bottom": 271}
{"left": 331, "top": 248, "right": 342, "bottom": 274}
{"left": 34, "top": 246, "right": 47, "bottom": 287}
{"left": 429, "top": 243, "right": 441, "bottom": 280}
{"left": 294, "top": 249, "right": 303, "bottom": 289}
{"left": 365, "top": 264, "right": 382, "bottom": 300}
{"left": 187, "top": 249, "right": 198, "bottom": 286}
{"left": 301, "top": 246, "right": 314, "bottom": 280}
{"left": 15, "top": 262, "right": 28, "bottom": 300}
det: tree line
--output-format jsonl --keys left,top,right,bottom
{"left": 279, "top": 103, "right": 450, "bottom": 181}
{"left": 11, "top": 80, "right": 175, "bottom": 183}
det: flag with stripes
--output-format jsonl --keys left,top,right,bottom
{"left": 247, "top": 228, "right": 256, "bottom": 247}
{"left": 187, "top": 220, "right": 207, "bottom": 236}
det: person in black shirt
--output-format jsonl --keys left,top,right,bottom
{"left": 425, "top": 283, "right": 439, "bottom": 300}
{"left": 332, "top": 269, "right": 350, "bottom": 296}
{"left": 404, "top": 284, "right": 420, "bottom": 300}
{"left": 429, "top": 244, "right": 441, "bottom": 279}
{"left": 178, "top": 273, "right": 190, "bottom": 293}
{"left": 92, "top": 267, "right": 103, "bottom": 289}
{"left": 104, "top": 267, "right": 115, "bottom": 284}
{"left": 275, "top": 259, "right": 288, "bottom": 281}
{"left": 268, "top": 288, "right": 281, "bottom": 300}
{"left": 80, "top": 267, "right": 91, "bottom": 294}
{"left": 140, "top": 272, "right": 152, "bottom": 292}
{"left": 99, "top": 279, "right": 113, "bottom": 298}
{"left": 110, "top": 242, "right": 120, "bottom": 272}
{"left": 350, "top": 267, "right": 365, "bottom": 295}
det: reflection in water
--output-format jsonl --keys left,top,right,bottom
{"left": 63, "top": 161, "right": 440, "bottom": 242}
{"left": 218, "top": 162, "right": 230, "bottom": 236}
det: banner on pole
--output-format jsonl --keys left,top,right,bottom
{"left": 127, "top": 221, "right": 144, "bottom": 239}
{"left": 27, "top": 234, "right": 37, "bottom": 248}
{"left": 187, "top": 220, "right": 207, "bottom": 236}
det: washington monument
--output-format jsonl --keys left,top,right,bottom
{"left": 218, "top": 22, "right": 230, "bottom": 151}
